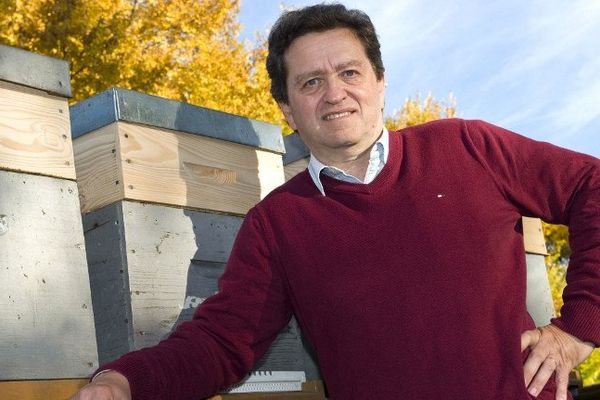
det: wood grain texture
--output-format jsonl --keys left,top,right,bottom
{"left": 526, "top": 253, "right": 555, "bottom": 326}
{"left": 82, "top": 201, "right": 310, "bottom": 375}
{"left": 284, "top": 158, "right": 309, "bottom": 182}
{"left": 82, "top": 203, "right": 133, "bottom": 366}
{"left": 0, "top": 80, "right": 75, "bottom": 180}
{"left": 118, "top": 122, "right": 284, "bottom": 215}
{"left": 523, "top": 217, "right": 548, "bottom": 255}
{"left": 0, "top": 170, "right": 98, "bottom": 380}
{"left": 0, "top": 379, "right": 325, "bottom": 400}
{"left": 0, "top": 379, "right": 89, "bottom": 400}
{"left": 117, "top": 201, "right": 305, "bottom": 373}
{"left": 73, "top": 123, "right": 123, "bottom": 214}
{"left": 74, "top": 122, "right": 285, "bottom": 215}
{"left": 121, "top": 201, "right": 241, "bottom": 352}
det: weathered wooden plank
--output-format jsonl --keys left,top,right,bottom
{"left": 82, "top": 202, "right": 133, "bottom": 366}
{"left": 0, "top": 379, "right": 325, "bottom": 400}
{"left": 526, "top": 253, "right": 555, "bottom": 326}
{"left": 0, "top": 170, "right": 98, "bottom": 379}
{"left": 523, "top": 216, "right": 548, "bottom": 255}
{"left": 121, "top": 201, "right": 303, "bottom": 370}
{"left": 521, "top": 218, "right": 554, "bottom": 326}
{"left": 0, "top": 44, "right": 72, "bottom": 97}
{"left": 73, "top": 123, "right": 123, "bottom": 215}
{"left": 120, "top": 201, "right": 242, "bottom": 350}
{"left": 84, "top": 201, "right": 307, "bottom": 374}
{"left": 0, "top": 80, "right": 75, "bottom": 180}
{"left": 284, "top": 158, "right": 309, "bottom": 182}
{"left": 70, "top": 87, "right": 285, "bottom": 153}
{"left": 0, "top": 378, "right": 88, "bottom": 400}
{"left": 74, "top": 122, "right": 285, "bottom": 215}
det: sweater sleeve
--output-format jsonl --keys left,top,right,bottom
{"left": 463, "top": 119, "right": 600, "bottom": 345}
{"left": 96, "top": 207, "right": 293, "bottom": 400}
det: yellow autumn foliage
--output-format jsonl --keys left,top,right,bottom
{"left": 4, "top": 0, "right": 596, "bottom": 387}
{"left": 385, "top": 92, "right": 457, "bottom": 130}
{"left": 544, "top": 223, "right": 600, "bottom": 386}
{"left": 0, "top": 0, "right": 283, "bottom": 127}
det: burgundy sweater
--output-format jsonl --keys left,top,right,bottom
{"left": 101, "top": 119, "right": 600, "bottom": 399}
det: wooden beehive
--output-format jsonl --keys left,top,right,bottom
{"left": 0, "top": 44, "right": 98, "bottom": 380}
{"left": 282, "top": 133, "right": 310, "bottom": 182}
{"left": 71, "top": 89, "right": 321, "bottom": 380}
{"left": 523, "top": 216, "right": 554, "bottom": 325}
{"left": 71, "top": 88, "right": 285, "bottom": 216}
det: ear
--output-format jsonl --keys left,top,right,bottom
{"left": 279, "top": 102, "right": 297, "bottom": 131}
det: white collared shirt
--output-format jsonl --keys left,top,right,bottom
{"left": 307, "top": 129, "right": 389, "bottom": 196}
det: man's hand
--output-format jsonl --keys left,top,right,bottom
{"left": 69, "top": 371, "right": 132, "bottom": 400}
{"left": 521, "top": 324, "right": 594, "bottom": 400}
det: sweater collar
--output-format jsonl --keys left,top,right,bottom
{"left": 307, "top": 129, "right": 390, "bottom": 196}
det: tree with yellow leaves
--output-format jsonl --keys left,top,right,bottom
{"left": 385, "top": 92, "right": 457, "bottom": 130}
{"left": 1, "top": 0, "right": 459, "bottom": 134}
{"left": 544, "top": 223, "right": 600, "bottom": 386}
{"left": 0, "top": 0, "right": 283, "bottom": 127}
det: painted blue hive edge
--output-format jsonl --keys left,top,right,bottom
{"left": 283, "top": 132, "right": 310, "bottom": 165}
{"left": 70, "top": 87, "right": 285, "bottom": 154}
{"left": 0, "top": 44, "right": 72, "bottom": 97}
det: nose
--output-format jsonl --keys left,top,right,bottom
{"left": 323, "top": 78, "right": 346, "bottom": 104}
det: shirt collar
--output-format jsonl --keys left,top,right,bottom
{"left": 307, "top": 129, "right": 390, "bottom": 196}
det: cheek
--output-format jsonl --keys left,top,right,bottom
{"left": 295, "top": 102, "right": 318, "bottom": 125}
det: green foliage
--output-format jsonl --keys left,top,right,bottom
{"left": 544, "top": 223, "right": 600, "bottom": 386}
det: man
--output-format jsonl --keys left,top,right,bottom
{"left": 72, "top": 4, "right": 599, "bottom": 400}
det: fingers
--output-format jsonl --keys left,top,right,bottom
{"left": 525, "top": 356, "right": 557, "bottom": 397}
{"left": 69, "top": 371, "right": 132, "bottom": 400}
{"left": 554, "top": 367, "right": 570, "bottom": 400}
{"left": 522, "top": 334, "right": 547, "bottom": 388}
{"left": 521, "top": 328, "right": 541, "bottom": 352}
{"left": 69, "top": 383, "right": 111, "bottom": 399}
{"left": 522, "top": 324, "right": 595, "bottom": 399}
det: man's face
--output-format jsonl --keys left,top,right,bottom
{"left": 279, "top": 28, "right": 385, "bottom": 163}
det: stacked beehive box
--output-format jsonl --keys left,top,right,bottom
{"left": 523, "top": 217, "right": 554, "bottom": 325}
{"left": 0, "top": 45, "right": 98, "bottom": 380}
{"left": 282, "top": 132, "right": 555, "bottom": 326}
{"left": 70, "top": 88, "right": 322, "bottom": 384}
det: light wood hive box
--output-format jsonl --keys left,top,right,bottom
{"left": 282, "top": 132, "right": 554, "bottom": 326}
{"left": 70, "top": 89, "right": 322, "bottom": 386}
{"left": 0, "top": 44, "right": 99, "bottom": 380}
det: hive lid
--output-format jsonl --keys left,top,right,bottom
{"left": 283, "top": 132, "right": 310, "bottom": 165}
{"left": 70, "top": 87, "right": 285, "bottom": 154}
{"left": 0, "top": 44, "right": 71, "bottom": 97}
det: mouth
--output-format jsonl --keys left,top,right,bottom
{"left": 321, "top": 110, "right": 355, "bottom": 121}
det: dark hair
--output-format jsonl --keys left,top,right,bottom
{"left": 266, "top": 3, "right": 385, "bottom": 104}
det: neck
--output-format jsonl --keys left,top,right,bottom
{"left": 324, "top": 148, "right": 372, "bottom": 180}
{"left": 313, "top": 129, "right": 383, "bottom": 180}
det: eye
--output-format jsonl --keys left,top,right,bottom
{"left": 341, "top": 69, "right": 358, "bottom": 78}
{"left": 303, "top": 78, "right": 319, "bottom": 88}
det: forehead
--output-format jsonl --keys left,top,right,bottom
{"left": 283, "top": 28, "right": 369, "bottom": 76}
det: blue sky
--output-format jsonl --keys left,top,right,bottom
{"left": 238, "top": 0, "right": 600, "bottom": 158}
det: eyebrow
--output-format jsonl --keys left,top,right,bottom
{"left": 293, "top": 59, "right": 365, "bottom": 86}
